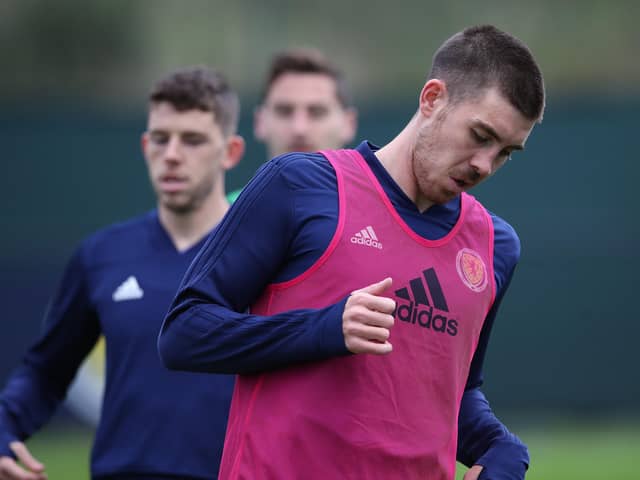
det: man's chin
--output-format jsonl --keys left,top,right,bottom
{"left": 160, "top": 197, "right": 195, "bottom": 215}
{"left": 287, "top": 144, "right": 315, "bottom": 153}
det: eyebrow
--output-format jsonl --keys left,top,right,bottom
{"left": 148, "top": 128, "right": 208, "bottom": 137}
{"left": 473, "top": 120, "right": 524, "bottom": 151}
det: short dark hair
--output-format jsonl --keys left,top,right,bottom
{"left": 261, "top": 48, "right": 352, "bottom": 108}
{"left": 429, "top": 25, "right": 545, "bottom": 121}
{"left": 149, "top": 66, "right": 240, "bottom": 136}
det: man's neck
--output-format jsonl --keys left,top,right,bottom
{"left": 158, "top": 194, "right": 229, "bottom": 252}
{"left": 375, "top": 117, "right": 434, "bottom": 213}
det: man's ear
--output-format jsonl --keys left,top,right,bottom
{"left": 340, "top": 107, "right": 358, "bottom": 146}
{"left": 418, "top": 79, "right": 448, "bottom": 118}
{"left": 222, "top": 135, "right": 245, "bottom": 170}
{"left": 140, "top": 132, "right": 149, "bottom": 160}
{"left": 253, "top": 106, "right": 267, "bottom": 141}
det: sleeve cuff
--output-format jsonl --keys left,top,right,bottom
{"left": 0, "top": 431, "right": 17, "bottom": 459}
{"left": 476, "top": 438, "right": 529, "bottom": 480}
{"left": 319, "top": 297, "right": 351, "bottom": 357}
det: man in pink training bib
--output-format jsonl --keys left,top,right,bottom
{"left": 160, "top": 25, "right": 544, "bottom": 480}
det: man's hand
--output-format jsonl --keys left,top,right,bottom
{"left": 343, "top": 277, "right": 395, "bottom": 355}
{"left": 0, "top": 442, "right": 46, "bottom": 480}
{"left": 463, "top": 465, "right": 484, "bottom": 480}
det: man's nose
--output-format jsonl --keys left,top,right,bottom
{"left": 165, "top": 136, "right": 182, "bottom": 162}
{"left": 470, "top": 151, "right": 493, "bottom": 179}
{"left": 291, "top": 111, "right": 311, "bottom": 135}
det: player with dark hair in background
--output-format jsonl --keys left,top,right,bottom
{"left": 227, "top": 47, "right": 357, "bottom": 202}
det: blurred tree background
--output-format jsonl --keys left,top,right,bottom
{"left": 2, "top": 0, "right": 639, "bottom": 98}
{"left": 1, "top": 0, "right": 639, "bottom": 478}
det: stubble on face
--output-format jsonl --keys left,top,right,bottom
{"left": 410, "top": 89, "right": 535, "bottom": 212}
{"left": 160, "top": 173, "right": 216, "bottom": 215}
{"left": 410, "top": 110, "right": 455, "bottom": 210}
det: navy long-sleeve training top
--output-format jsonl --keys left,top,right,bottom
{"left": 160, "top": 141, "right": 529, "bottom": 479}
{"left": 0, "top": 212, "right": 234, "bottom": 479}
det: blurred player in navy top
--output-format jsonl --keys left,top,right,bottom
{"left": 227, "top": 47, "right": 357, "bottom": 202}
{"left": 160, "top": 26, "right": 544, "bottom": 480}
{"left": 0, "top": 67, "right": 244, "bottom": 480}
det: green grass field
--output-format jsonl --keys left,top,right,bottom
{"left": 24, "top": 421, "right": 639, "bottom": 479}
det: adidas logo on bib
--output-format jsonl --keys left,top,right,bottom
{"left": 350, "top": 225, "right": 382, "bottom": 249}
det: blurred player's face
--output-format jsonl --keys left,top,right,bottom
{"left": 143, "top": 102, "right": 235, "bottom": 214}
{"left": 411, "top": 84, "right": 535, "bottom": 211}
{"left": 254, "top": 72, "right": 357, "bottom": 158}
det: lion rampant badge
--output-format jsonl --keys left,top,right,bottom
{"left": 456, "top": 248, "right": 488, "bottom": 292}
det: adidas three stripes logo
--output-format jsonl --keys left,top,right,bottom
{"left": 350, "top": 225, "right": 383, "bottom": 249}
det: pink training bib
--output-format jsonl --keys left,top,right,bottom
{"left": 220, "top": 149, "right": 495, "bottom": 480}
